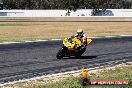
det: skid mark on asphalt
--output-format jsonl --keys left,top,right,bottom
{"left": 0, "top": 53, "right": 132, "bottom": 81}
{"left": 0, "top": 61, "right": 44, "bottom": 69}
{"left": 0, "top": 57, "right": 131, "bottom": 84}
{"left": 0, "top": 52, "right": 131, "bottom": 74}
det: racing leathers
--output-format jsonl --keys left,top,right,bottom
{"left": 72, "top": 33, "right": 87, "bottom": 50}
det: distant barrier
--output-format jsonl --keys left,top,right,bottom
{"left": 0, "top": 9, "right": 132, "bottom": 17}
{"left": 0, "top": 10, "right": 92, "bottom": 17}
{"left": 0, "top": 17, "right": 132, "bottom": 22}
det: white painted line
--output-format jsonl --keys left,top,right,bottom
{"left": 88, "top": 37, "right": 104, "bottom": 39}
{"left": 105, "top": 36, "right": 117, "bottom": 38}
{"left": 0, "top": 68, "right": 96, "bottom": 86}
{"left": 24, "top": 41, "right": 33, "bottom": 43}
{"left": 35, "top": 40, "right": 48, "bottom": 42}
{"left": 51, "top": 39, "right": 62, "bottom": 40}
{"left": 0, "top": 35, "right": 131, "bottom": 45}
{"left": 0, "top": 70, "right": 82, "bottom": 86}
{"left": 120, "top": 35, "right": 132, "bottom": 37}
{"left": 0, "top": 42, "right": 21, "bottom": 44}
{"left": 126, "top": 62, "right": 132, "bottom": 64}
{"left": 0, "top": 40, "right": 49, "bottom": 45}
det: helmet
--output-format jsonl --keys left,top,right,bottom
{"left": 77, "top": 29, "right": 83, "bottom": 36}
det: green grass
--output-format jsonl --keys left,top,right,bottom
{"left": 33, "top": 65, "right": 132, "bottom": 88}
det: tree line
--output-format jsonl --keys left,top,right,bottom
{"left": 1, "top": 0, "right": 132, "bottom": 10}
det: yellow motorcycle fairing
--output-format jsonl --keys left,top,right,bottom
{"left": 63, "top": 37, "right": 81, "bottom": 51}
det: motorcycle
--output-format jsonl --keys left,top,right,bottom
{"left": 56, "top": 36, "right": 92, "bottom": 59}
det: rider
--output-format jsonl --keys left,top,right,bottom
{"left": 72, "top": 29, "right": 87, "bottom": 49}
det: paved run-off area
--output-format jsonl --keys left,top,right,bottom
{"left": 0, "top": 22, "right": 132, "bottom": 42}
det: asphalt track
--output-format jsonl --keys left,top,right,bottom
{"left": 0, "top": 37, "right": 132, "bottom": 84}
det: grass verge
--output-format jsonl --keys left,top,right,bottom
{"left": 2, "top": 63, "right": 132, "bottom": 88}
{"left": 0, "top": 22, "right": 132, "bottom": 42}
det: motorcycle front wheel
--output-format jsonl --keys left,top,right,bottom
{"left": 56, "top": 47, "right": 67, "bottom": 59}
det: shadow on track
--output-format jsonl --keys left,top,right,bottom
{"left": 81, "top": 56, "right": 97, "bottom": 59}
{"left": 60, "top": 56, "right": 97, "bottom": 59}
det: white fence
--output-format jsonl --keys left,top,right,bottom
{"left": 0, "top": 9, "right": 132, "bottom": 17}
{"left": 0, "top": 9, "right": 92, "bottom": 17}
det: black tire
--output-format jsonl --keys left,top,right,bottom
{"left": 56, "top": 49, "right": 63, "bottom": 59}
{"left": 56, "top": 47, "right": 67, "bottom": 59}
